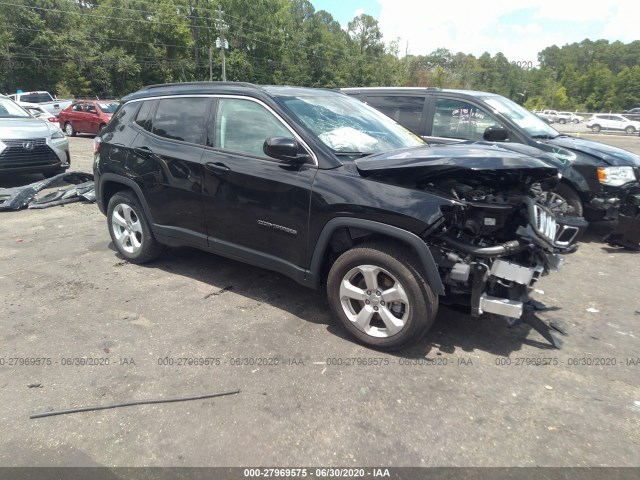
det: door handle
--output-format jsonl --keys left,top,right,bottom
{"left": 133, "top": 147, "right": 153, "bottom": 157}
{"left": 205, "top": 162, "right": 231, "bottom": 174}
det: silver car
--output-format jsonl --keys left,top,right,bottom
{"left": 0, "top": 95, "right": 70, "bottom": 177}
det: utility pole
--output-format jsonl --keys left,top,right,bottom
{"left": 215, "top": 9, "right": 228, "bottom": 81}
{"left": 208, "top": 46, "right": 212, "bottom": 81}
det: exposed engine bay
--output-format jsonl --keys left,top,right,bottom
{"left": 424, "top": 174, "right": 587, "bottom": 348}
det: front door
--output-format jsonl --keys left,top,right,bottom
{"left": 202, "top": 97, "right": 316, "bottom": 271}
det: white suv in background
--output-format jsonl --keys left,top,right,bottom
{"left": 586, "top": 114, "right": 640, "bottom": 134}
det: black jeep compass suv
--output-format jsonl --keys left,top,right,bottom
{"left": 94, "top": 82, "right": 580, "bottom": 349}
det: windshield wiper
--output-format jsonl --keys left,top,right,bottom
{"left": 333, "top": 151, "right": 376, "bottom": 158}
{"left": 531, "top": 134, "right": 560, "bottom": 140}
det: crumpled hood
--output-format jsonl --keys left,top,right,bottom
{"left": 547, "top": 135, "right": 640, "bottom": 166}
{"left": 0, "top": 118, "right": 56, "bottom": 139}
{"left": 356, "top": 144, "right": 558, "bottom": 185}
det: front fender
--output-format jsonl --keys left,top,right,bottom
{"left": 307, "top": 217, "right": 445, "bottom": 295}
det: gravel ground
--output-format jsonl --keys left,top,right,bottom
{"left": 0, "top": 133, "right": 638, "bottom": 468}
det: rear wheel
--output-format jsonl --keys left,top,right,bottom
{"left": 98, "top": 123, "right": 107, "bottom": 133}
{"left": 64, "top": 122, "right": 76, "bottom": 137}
{"left": 107, "top": 191, "right": 163, "bottom": 263}
{"left": 559, "top": 119, "right": 566, "bottom": 124}
{"left": 327, "top": 241, "right": 438, "bottom": 350}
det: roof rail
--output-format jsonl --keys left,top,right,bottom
{"left": 140, "top": 81, "right": 258, "bottom": 91}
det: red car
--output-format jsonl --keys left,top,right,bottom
{"left": 59, "top": 100, "right": 119, "bottom": 136}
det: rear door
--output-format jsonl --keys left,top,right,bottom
{"left": 362, "top": 95, "right": 428, "bottom": 136}
{"left": 85, "top": 101, "right": 100, "bottom": 134}
{"left": 127, "top": 96, "right": 211, "bottom": 246}
{"left": 67, "top": 102, "right": 85, "bottom": 132}
{"left": 201, "top": 96, "right": 316, "bottom": 270}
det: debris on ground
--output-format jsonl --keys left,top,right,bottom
{"left": 30, "top": 389, "right": 241, "bottom": 419}
{"left": 0, "top": 172, "right": 94, "bottom": 211}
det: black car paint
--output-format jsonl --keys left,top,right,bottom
{"left": 341, "top": 88, "right": 640, "bottom": 219}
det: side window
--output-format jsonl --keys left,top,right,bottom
{"left": 152, "top": 97, "right": 209, "bottom": 145}
{"left": 433, "top": 98, "right": 503, "bottom": 141}
{"left": 23, "top": 93, "right": 52, "bottom": 103}
{"left": 212, "top": 98, "right": 291, "bottom": 158}
{"left": 86, "top": 103, "right": 97, "bottom": 113}
{"left": 108, "top": 102, "right": 140, "bottom": 131}
{"left": 72, "top": 102, "right": 84, "bottom": 112}
{"left": 134, "top": 100, "right": 153, "bottom": 131}
{"left": 366, "top": 96, "right": 425, "bottom": 134}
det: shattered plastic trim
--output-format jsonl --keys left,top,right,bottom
{"left": 0, "top": 172, "right": 95, "bottom": 210}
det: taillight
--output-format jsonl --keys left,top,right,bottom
{"left": 48, "top": 117, "right": 57, "bottom": 122}
{"left": 94, "top": 137, "right": 101, "bottom": 154}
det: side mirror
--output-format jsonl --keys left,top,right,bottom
{"left": 263, "top": 137, "right": 310, "bottom": 165}
{"left": 483, "top": 126, "right": 508, "bottom": 142}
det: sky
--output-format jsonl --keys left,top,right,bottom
{"left": 311, "top": 0, "right": 637, "bottom": 64}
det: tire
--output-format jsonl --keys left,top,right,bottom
{"left": 573, "top": 118, "right": 580, "bottom": 124}
{"left": 625, "top": 126, "right": 635, "bottom": 134}
{"left": 559, "top": 119, "right": 566, "bottom": 124}
{"left": 64, "top": 122, "right": 76, "bottom": 137}
{"left": 550, "top": 183, "right": 583, "bottom": 217}
{"left": 591, "top": 124, "right": 601, "bottom": 133}
{"left": 327, "top": 241, "right": 438, "bottom": 350}
{"left": 98, "top": 123, "right": 107, "bottom": 133}
{"left": 107, "top": 191, "right": 163, "bottom": 264}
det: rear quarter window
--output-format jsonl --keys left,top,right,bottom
{"left": 108, "top": 102, "right": 140, "bottom": 131}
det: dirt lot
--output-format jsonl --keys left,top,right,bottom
{"left": 1, "top": 133, "right": 639, "bottom": 468}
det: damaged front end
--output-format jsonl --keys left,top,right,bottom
{"left": 603, "top": 182, "right": 640, "bottom": 250}
{"left": 357, "top": 145, "right": 588, "bottom": 348}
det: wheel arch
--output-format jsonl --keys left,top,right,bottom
{"left": 98, "top": 174, "right": 155, "bottom": 226}
{"left": 307, "top": 218, "right": 445, "bottom": 295}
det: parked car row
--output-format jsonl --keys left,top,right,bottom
{"left": 3, "top": 83, "right": 639, "bottom": 351}
{"left": 341, "top": 87, "right": 640, "bottom": 222}
{"left": 534, "top": 110, "right": 584, "bottom": 124}
{"left": 532, "top": 107, "right": 640, "bottom": 131}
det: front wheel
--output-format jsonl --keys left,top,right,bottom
{"left": 625, "top": 126, "right": 636, "bottom": 134}
{"left": 327, "top": 241, "right": 438, "bottom": 350}
{"left": 591, "top": 124, "right": 601, "bottom": 133}
{"left": 559, "top": 119, "right": 566, "bottom": 124}
{"left": 544, "top": 183, "right": 583, "bottom": 217}
{"left": 107, "top": 191, "right": 164, "bottom": 264}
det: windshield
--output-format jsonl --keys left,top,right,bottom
{"left": 482, "top": 95, "right": 559, "bottom": 138}
{"left": 273, "top": 92, "right": 424, "bottom": 156}
{"left": 0, "top": 98, "right": 31, "bottom": 118}
{"left": 97, "top": 102, "right": 119, "bottom": 113}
